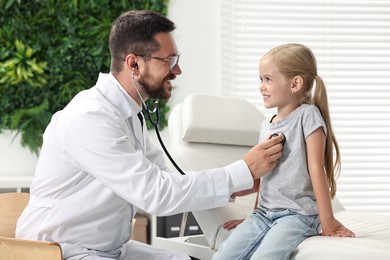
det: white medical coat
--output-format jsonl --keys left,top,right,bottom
{"left": 16, "top": 73, "right": 253, "bottom": 258}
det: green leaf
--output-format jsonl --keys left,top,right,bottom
{"left": 25, "top": 46, "right": 33, "bottom": 58}
{"left": 14, "top": 39, "right": 23, "bottom": 52}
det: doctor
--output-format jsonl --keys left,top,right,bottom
{"left": 16, "top": 10, "right": 284, "bottom": 260}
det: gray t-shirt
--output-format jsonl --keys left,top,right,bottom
{"left": 258, "top": 104, "right": 327, "bottom": 215}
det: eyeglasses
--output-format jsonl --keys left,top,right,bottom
{"left": 136, "top": 53, "right": 180, "bottom": 70}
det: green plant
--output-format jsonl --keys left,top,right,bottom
{"left": 0, "top": 40, "right": 47, "bottom": 87}
{"left": 0, "top": 0, "right": 170, "bottom": 154}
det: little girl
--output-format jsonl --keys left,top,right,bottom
{"left": 213, "top": 43, "right": 355, "bottom": 260}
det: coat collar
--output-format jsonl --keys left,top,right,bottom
{"left": 95, "top": 73, "right": 141, "bottom": 120}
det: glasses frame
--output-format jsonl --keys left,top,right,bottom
{"left": 135, "top": 53, "right": 180, "bottom": 70}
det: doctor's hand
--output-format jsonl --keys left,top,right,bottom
{"left": 243, "top": 135, "right": 283, "bottom": 179}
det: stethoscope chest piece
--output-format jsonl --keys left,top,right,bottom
{"left": 270, "top": 133, "right": 286, "bottom": 146}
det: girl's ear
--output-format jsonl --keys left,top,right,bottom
{"left": 291, "top": 76, "right": 304, "bottom": 94}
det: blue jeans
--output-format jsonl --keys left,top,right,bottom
{"left": 213, "top": 206, "right": 320, "bottom": 260}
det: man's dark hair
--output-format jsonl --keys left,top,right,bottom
{"left": 109, "top": 10, "right": 176, "bottom": 73}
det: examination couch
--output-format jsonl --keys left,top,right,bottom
{"left": 153, "top": 93, "right": 390, "bottom": 260}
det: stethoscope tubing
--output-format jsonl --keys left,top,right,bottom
{"left": 132, "top": 71, "right": 186, "bottom": 175}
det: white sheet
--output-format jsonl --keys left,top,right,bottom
{"left": 292, "top": 211, "right": 390, "bottom": 259}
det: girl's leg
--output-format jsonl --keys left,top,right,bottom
{"left": 213, "top": 208, "right": 271, "bottom": 260}
{"left": 250, "top": 212, "right": 320, "bottom": 260}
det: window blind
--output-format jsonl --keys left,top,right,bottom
{"left": 220, "top": 0, "right": 390, "bottom": 214}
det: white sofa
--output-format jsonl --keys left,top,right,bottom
{"left": 153, "top": 93, "right": 390, "bottom": 260}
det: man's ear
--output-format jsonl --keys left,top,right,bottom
{"left": 291, "top": 76, "right": 304, "bottom": 94}
{"left": 124, "top": 54, "right": 139, "bottom": 71}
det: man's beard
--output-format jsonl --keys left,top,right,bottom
{"left": 138, "top": 70, "right": 175, "bottom": 100}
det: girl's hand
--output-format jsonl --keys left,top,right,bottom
{"left": 222, "top": 219, "right": 245, "bottom": 230}
{"left": 231, "top": 179, "right": 260, "bottom": 199}
{"left": 321, "top": 218, "right": 355, "bottom": 237}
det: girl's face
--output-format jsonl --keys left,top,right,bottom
{"left": 259, "top": 57, "right": 297, "bottom": 116}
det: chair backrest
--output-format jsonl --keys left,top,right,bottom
{"left": 0, "top": 192, "right": 63, "bottom": 259}
{"left": 0, "top": 192, "right": 30, "bottom": 237}
{"left": 168, "top": 93, "right": 265, "bottom": 249}
{"left": 0, "top": 237, "right": 63, "bottom": 260}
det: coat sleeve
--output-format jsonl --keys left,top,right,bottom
{"left": 62, "top": 112, "right": 253, "bottom": 216}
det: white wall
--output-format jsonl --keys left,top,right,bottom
{"left": 167, "top": 0, "right": 220, "bottom": 109}
{"left": 148, "top": 1, "right": 220, "bottom": 148}
{"left": 0, "top": 130, "right": 38, "bottom": 176}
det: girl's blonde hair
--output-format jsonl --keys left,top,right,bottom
{"left": 265, "top": 43, "right": 339, "bottom": 198}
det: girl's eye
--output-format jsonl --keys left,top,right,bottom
{"left": 260, "top": 76, "right": 271, "bottom": 83}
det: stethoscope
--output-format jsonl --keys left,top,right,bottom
{"left": 132, "top": 71, "right": 186, "bottom": 176}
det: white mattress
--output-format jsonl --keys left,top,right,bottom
{"left": 292, "top": 211, "right": 390, "bottom": 260}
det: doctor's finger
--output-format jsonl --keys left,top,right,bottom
{"left": 260, "top": 134, "right": 284, "bottom": 149}
{"left": 267, "top": 143, "right": 283, "bottom": 158}
{"left": 266, "top": 159, "right": 280, "bottom": 172}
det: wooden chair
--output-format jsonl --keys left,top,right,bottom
{"left": 0, "top": 192, "right": 62, "bottom": 259}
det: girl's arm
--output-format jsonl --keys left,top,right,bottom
{"left": 306, "top": 128, "right": 355, "bottom": 237}
{"left": 231, "top": 178, "right": 260, "bottom": 198}
{"left": 223, "top": 179, "right": 260, "bottom": 230}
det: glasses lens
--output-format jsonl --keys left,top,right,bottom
{"left": 170, "top": 55, "right": 179, "bottom": 69}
